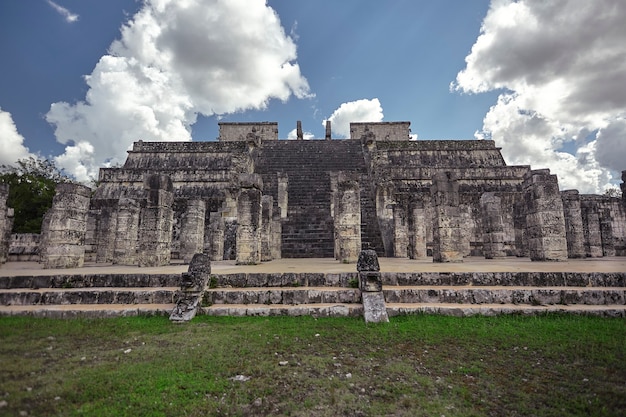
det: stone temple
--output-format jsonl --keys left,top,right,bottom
{"left": 1, "top": 121, "right": 625, "bottom": 268}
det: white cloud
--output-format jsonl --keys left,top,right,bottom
{"left": 0, "top": 108, "right": 32, "bottom": 166}
{"left": 453, "top": 0, "right": 626, "bottom": 193}
{"left": 46, "top": 0, "right": 311, "bottom": 182}
{"left": 324, "top": 98, "right": 384, "bottom": 138}
{"left": 286, "top": 128, "right": 315, "bottom": 140}
{"left": 46, "top": 0, "right": 79, "bottom": 23}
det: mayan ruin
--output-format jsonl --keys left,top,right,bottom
{"left": 1, "top": 121, "right": 625, "bottom": 319}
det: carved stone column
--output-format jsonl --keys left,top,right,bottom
{"left": 480, "top": 192, "right": 506, "bottom": 259}
{"left": 113, "top": 198, "right": 140, "bottom": 265}
{"left": 393, "top": 199, "right": 409, "bottom": 258}
{"left": 408, "top": 200, "right": 427, "bottom": 259}
{"left": 431, "top": 171, "right": 463, "bottom": 262}
{"left": 522, "top": 169, "right": 567, "bottom": 261}
{"left": 236, "top": 174, "right": 263, "bottom": 265}
{"left": 560, "top": 190, "right": 585, "bottom": 258}
{"left": 333, "top": 172, "right": 361, "bottom": 263}
{"left": 207, "top": 211, "right": 224, "bottom": 261}
{"left": 94, "top": 202, "right": 117, "bottom": 263}
{"left": 138, "top": 174, "right": 174, "bottom": 267}
{"left": 41, "top": 183, "right": 91, "bottom": 269}
{"left": 261, "top": 195, "right": 273, "bottom": 262}
{"left": 179, "top": 199, "right": 206, "bottom": 264}
{"left": 271, "top": 207, "right": 282, "bottom": 260}
{"left": 581, "top": 199, "right": 603, "bottom": 257}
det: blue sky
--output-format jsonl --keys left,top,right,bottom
{"left": 1, "top": 0, "right": 624, "bottom": 193}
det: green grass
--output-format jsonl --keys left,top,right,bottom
{"left": 0, "top": 314, "right": 624, "bottom": 416}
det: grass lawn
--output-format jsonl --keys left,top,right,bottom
{"left": 0, "top": 314, "right": 624, "bottom": 416}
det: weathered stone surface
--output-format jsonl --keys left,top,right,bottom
{"left": 261, "top": 195, "right": 273, "bottom": 262}
{"left": 170, "top": 253, "right": 211, "bottom": 322}
{"left": 20, "top": 120, "right": 622, "bottom": 265}
{"left": 41, "top": 183, "right": 91, "bottom": 269}
{"left": 0, "top": 184, "right": 13, "bottom": 264}
{"left": 333, "top": 172, "right": 361, "bottom": 263}
{"left": 179, "top": 200, "right": 206, "bottom": 264}
{"left": 561, "top": 190, "right": 585, "bottom": 258}
{"left": 138, "top": 175, "right": 174, "bottom": 267}
{"left": 480, "top": 192, "right": 506, "bottom": 259}
{"left": 362, "top": 292, "right": 389, "bottom": 323}
{"left": 522, "top": 170, "right": 567, "bottom": 261}
{"left": 236, "top": 174, "right": 263, "bottom": 265}
{"left": 431, "top": 172, "right": 463, "bottom": 262}
{"left": 113, "top": 198, "right": 140, "bottom": 265}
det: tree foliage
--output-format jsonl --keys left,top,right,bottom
{"left": 0, "top": 157, "right": 72, "bottom": 233}
{"left": 603, "top": 187, "right": 622, "bottom": 198}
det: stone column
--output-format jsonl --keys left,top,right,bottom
{"left": 94, "top": 203, "right": 118, "bottom": 263}
{"left": 41, "top": 183, "right": 92, "bottom": 269}
{"left": 334, "top": 172, "right": 362, "bottom": 263}
{"left": 480, "top": 192, "right": 506, "bottom": 259}
{"left": 261, "top": 195, "right": 273, "bottom": 262}
{"left": 431, "top": 171, "right": 463, "bottom": 262}
{"left": 560, "top": 190, "right": 585, "bottom": 258}
{"left": 222, "top": 192, "right": 238, "bottom": 260}
{"left": 599, "top": 208, "right": 615, "bottom": 257}
{"left": 138, "top": 174, "right": 174, "bottom": 267}
{"left": 179, "top": 199, "right": 206, "bottom": 264}
{"left": 207, "top": 211, "right": 224, "bottom": 261}
{"left": 277, "top": 173, "right": 288, "bottom": 219}
{"left": 375, "top": 184, "right": 395, "bottom": 257}
{"left": 236, "top": 174, "right": 263, "bottom": 265}
{"left": 271, "top": 208, "right": 282, "bottom": 260}
{"left": 513, "top": 200, "right": 528, "bottom": 257}
{"left": 522, "top": 169, "right": 567, "bottom": 261}
{"left": 581, "top": 199, "right": 603, "bottom": 257}
{"left": 113, "top": 198, "right": 141, "bottom": 265}
{"left": 0, "top": 184, "right": 11, "bottom": 264}
{"left": 408, "top": 202, "right": 427, "bottom": 259}
{"left": 393, "top": 200, "right": 409, "bottom": 258}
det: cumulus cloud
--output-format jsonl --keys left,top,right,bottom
{"left": 46, "top": 0, "right": 311, "bottom": 182}
{"left": 0, "top": 108, "right": 32, "bottom": 166}
{"left": 46, "top": 0, "right": 79, "bottom": 23}
{"left": 453, "top": 0, "right": 626, "bottom": 193}
{"left": 324, "top": 98, "right": 384, "bottom": 138}
{"left": 286, "top": 128, "right": 315, "bottom": 140}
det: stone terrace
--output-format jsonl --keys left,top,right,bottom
{"left": 1, "top": 257, "right": 625, "bottom": 318}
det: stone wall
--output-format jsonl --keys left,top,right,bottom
{"left": 350, "top": 121, "right": 411, "bottom": 141}
{"left": 218, "top": 122, "right": 278, "bottom": 142}
{"left": 8, "top": 233, "right": 39, "bottom": 261}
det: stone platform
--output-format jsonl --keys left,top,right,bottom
{"left": 1, "top": 257, "right": 625, "bottom": 319}
{"left": 2, "top": 256, "right": 626, "bottom": 276}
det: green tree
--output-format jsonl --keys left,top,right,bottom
{"left": 0, "top": 157, "right": 72, "bottom": 233}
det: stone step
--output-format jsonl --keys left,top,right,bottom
{"left": 0, "top": 274, "right": 180, "bottom": 289}
{"left": 200, "top": 303, "right": 363, "bottom": 317}
{"left": 0, "top": 287, "right": 178, "bottom": 305}
{"left": 206, "top": 286, "right": 361, "bottom": 305}
{"left": 386, "top": 303, "right": 626, "bottom": 318}
{"left": 382, "top": 286, "right": 626, "bottom": 305}
{"left": 0, "top": 303, "right": 175, "bottom": 318}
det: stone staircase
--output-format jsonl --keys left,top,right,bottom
{"left": 0, "top": 274, "right": 179, "bottom": 318}
{"left": 255, "top": 140, "right": 382, "bottom": 258}
{"left": 1, "top": 270, "right": 624, "bottom": 318}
